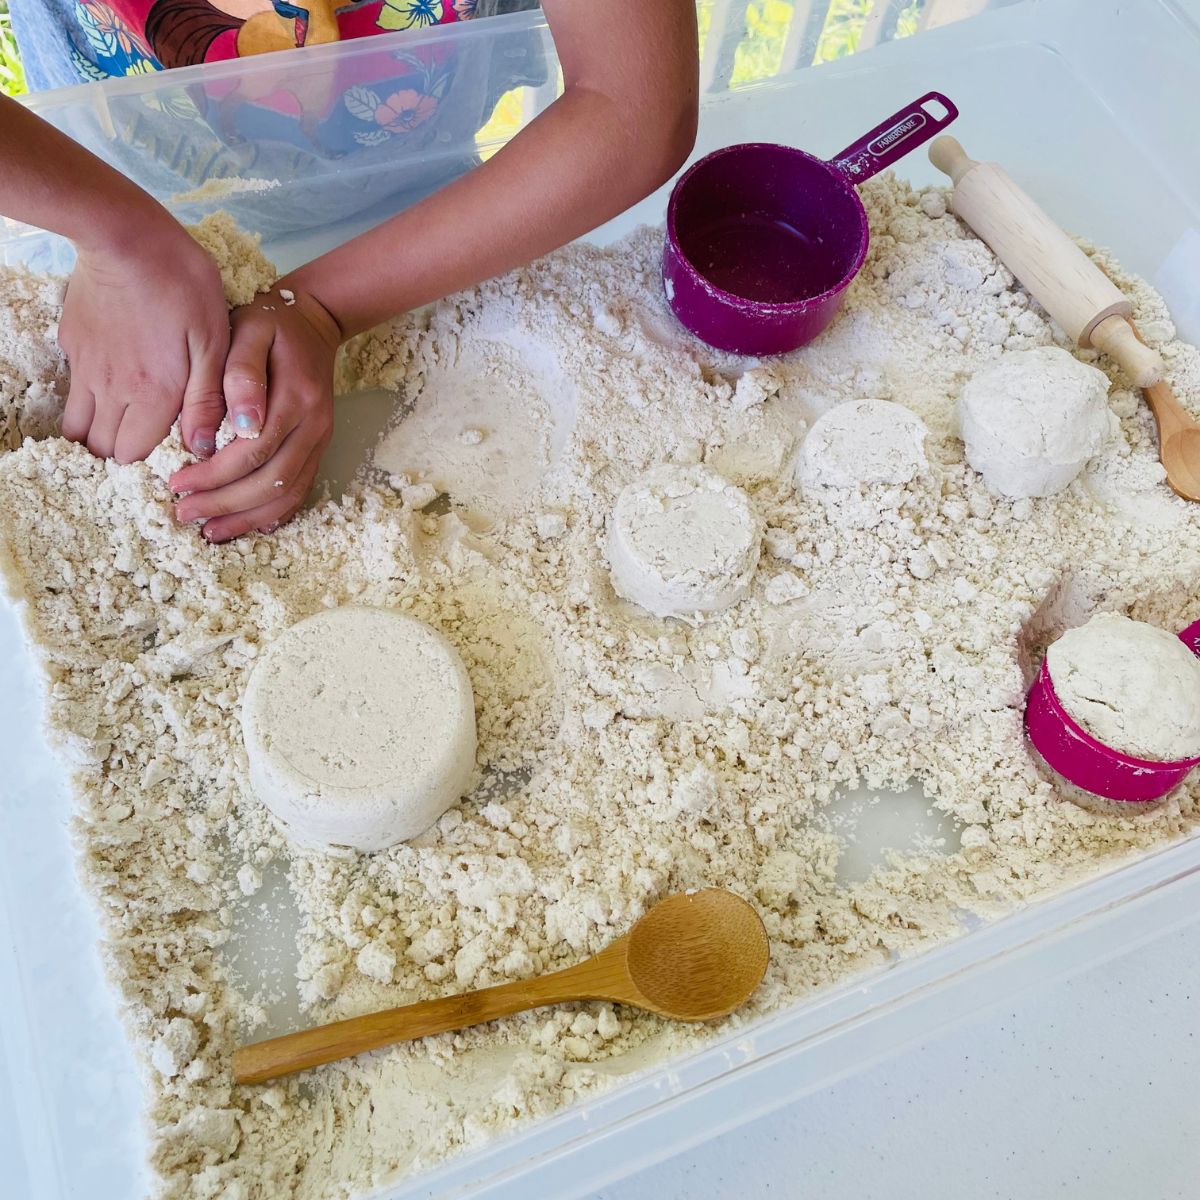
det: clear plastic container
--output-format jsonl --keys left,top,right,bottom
{"left": 2, "top": 2, "right": 1200, "bottom": 1197}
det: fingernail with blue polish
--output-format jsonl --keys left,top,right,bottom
{"left": 193, "top": 431, "right": 216, "bottom": 458}
{"left": 233, "top": 409, "right": 262, "bottom": 438}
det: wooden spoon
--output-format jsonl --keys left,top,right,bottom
{"left": 233, "top": 888, "right": 769, "bottom": 1085}
{"left": 1130, "top": 320, "right": 1200, "bottom": 502}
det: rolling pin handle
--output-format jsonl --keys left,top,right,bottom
{"left": 929, "top": 135, "right": 977, "bottom": 186}
{"left": 1087, "top": 314, "right": 1165, "bottom": 389}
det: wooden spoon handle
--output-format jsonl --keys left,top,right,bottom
{"left": 1143, "top": 376, "right": 1194, "bottom": 441}
{"left": 1127, "top": 318, "right": 1200, "bottom": 502}
{"left": 1129, "top": 318, "right": 1191, "bottom": 441}
{"left": 232, "top": 943, "right": 631, "bottom": 1085}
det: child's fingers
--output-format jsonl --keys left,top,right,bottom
{"left": 223, "top": 317, "right": 274, "bottom": 439}
{"left": 113, "top": 398, "right": 178, "bottom": 465}
{"left": 181, "top": 340, "right": 229, "bottom": 460}
{"left": 86, "top": 400, "right": 124, "bottom": 460}
{"left": 60, "top": 380, "right": 95, "bottom": 445}
{"left": 169, "top": 404, "right": 297, "bottom": 495}
{"left": 174, "top": 424, "right": 321, "bottom": 524}
{"left": 200, "top": 445, "right": 324, "bottom": 544}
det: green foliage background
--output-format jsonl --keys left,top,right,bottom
{"left": 0, "top": 1, "right": 26, "bottom": 96}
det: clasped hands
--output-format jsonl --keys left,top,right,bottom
{"left": 59, "top": 224, "right": 340, "bottom": 543}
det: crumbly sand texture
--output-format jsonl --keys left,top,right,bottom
{"left": 0, "top": 183, "right": 1197, "bottom": 1199}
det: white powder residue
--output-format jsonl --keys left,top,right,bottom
{"left": 607, "top": 463, "right": 762, "bottom": 619}
{"left": 172, "top": 176, "right": 282, "bottom": 205}
{"left": 371, "top": 336, "right": 575, "bottom": 529}
{"left": 1046, "top": 612, "right": 1200, "bottom": 760}
{"left": 959, "top": 345, "right": 1118, "bottom": 498}
{"left": 0, "top": 175, "right": 1198, "bottom": 1200}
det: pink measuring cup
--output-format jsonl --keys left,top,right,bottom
{"left": 1025, "top": 619, "right": 1200, "bottom": 803}
{"left": 662, "top": 91, "right": 959, "bottom": 356}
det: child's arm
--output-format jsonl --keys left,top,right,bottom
{"left": 172, "top": 0, "right": 699, "bottom": 541}
{"left": 0, "top": 95, "right": 229, "bottom": 462}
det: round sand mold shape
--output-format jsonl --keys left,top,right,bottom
{"left": 1045, "top": 612, "right": 1200, "bottom": 763}
{"left": 241, "top": 608, "right": 477, "bottom": 851}
{"left": 796, "top": 399, "right": 929, "bottom": 490}
{"left": 608, "top": 464, "right": 762, "bottom": 620}
{"left": 958, "top": 346, "right": 1117, "bottom": 499}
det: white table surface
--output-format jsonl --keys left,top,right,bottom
{"left": 584, "top": 919, "right": 1200, "bottom": 1200}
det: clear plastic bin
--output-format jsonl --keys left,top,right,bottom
{"left": 2, "top": 2, "right": 1200, "bottom": 1198}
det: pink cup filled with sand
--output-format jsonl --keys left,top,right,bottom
{"left": 1025, "top": 617, "right": 1200, "bottom": 803}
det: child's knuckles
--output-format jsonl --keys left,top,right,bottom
{"left": 184, "top": 385, "right": 225, "bottom": 409}
{"left": 125, "top": 378, "right": 176, "bottom": 407}
{"left": 243, "top": 441, "right": 276, "bottom": 472}
{"left": 298, "top": 389, "right": 330, "bottom": 416}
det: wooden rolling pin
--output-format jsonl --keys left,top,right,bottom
{"left": 929, "top": 136, "right": 1163, "bottom": 388}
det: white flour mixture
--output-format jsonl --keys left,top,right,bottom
{"left": 0, "top": 184, "right": 1199, "bottom": 1200}
{"left": 241, "top": 607, "right": 477, "bottom": 851}
{"left": 958, "top": 345, "right": 1117, "bottom": 498}
{"left": 796, "top": 397, "right": 929, "bottom": 489}
{"left": 1046, "top": 612, "right": 1200, "bottom": 760}
{"left": 608, "top": 463, "right": 762, "bottom": 619}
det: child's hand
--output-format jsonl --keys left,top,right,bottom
{"left": 59, "top": 227, "right": 230, "bottom": 463}
{"left": 169, "top": 289, "right": 341, "bottom": 543}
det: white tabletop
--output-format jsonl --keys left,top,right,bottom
{"left": 586, "top": 920, "right": 1200, "bottom": 1200}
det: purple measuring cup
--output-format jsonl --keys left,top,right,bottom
{"left": 663, "top": 92, "right": 959, "bottom": 356}
{"left": 1024, "top": 619, "right": 1200, "bottom": 803}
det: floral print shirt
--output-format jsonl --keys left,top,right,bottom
{"left": 14, "top": 1, "right": 492, "bottom": 87}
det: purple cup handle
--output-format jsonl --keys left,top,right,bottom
{"left": 829, "top": 91, "right": 960, "bottom": 184}
{"left": 1181, "top": 619, "right": 1200, "bottom": 658}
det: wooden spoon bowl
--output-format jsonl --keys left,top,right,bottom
{"left": 233, "top": 888, "right": 768, "bottom": 1085}
{"left": 1161, "top": 426, "right": 1200, "bottom": 503}
{"left": 624, "top": 888, "right": 770, "bottom": 1021}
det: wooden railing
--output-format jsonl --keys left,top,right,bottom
{"left": 699, "top": 0, "right": 995, "bottom": 92}
{"left": 518, "top": 0, "right": 1001, "bottom": 129}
